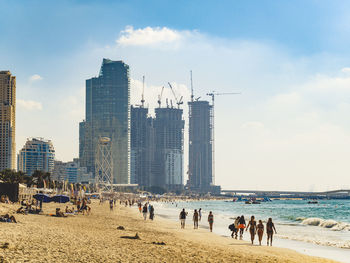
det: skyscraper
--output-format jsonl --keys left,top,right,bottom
{"left": 0, "top": 71, "right": 16, "bottom": 171}
{"left": 153, "top": 107, "right": 184, "bottom": 190}
{"left": 188, "top": 100, "right": 213, "bottom": 192}
{"left": 17, "top": 138, "right": 55, "bottom": 176}
{"left": 130, "top": 106, "right": 155, "bottom": 187}
{"left": 79, "top": 59, "right": 130, "bottom": 184}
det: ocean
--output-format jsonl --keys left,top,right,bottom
{"left": 153, "top": 199, "right": 350, "bottom": 262}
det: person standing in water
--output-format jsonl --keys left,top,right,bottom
{"left": 246, "top": 215, "right": 257, "bottom": 245}
{"left": 238, "top": 215, "right": 246, "bottom": 238}
{"left": 179, "top": 209, "right": 187, "bottom": 229}
{"left": 208, "top": 211, "right": 214, "bottom": 232}
{"left": 266, "top": 218, "right": 277, "bottom": 246}
{"left": 198, "top": 208, "right": 202, "bottom": 221}
{"left": 257, "top": 220, "right": 264, "bottom": 245}
{"left": 193, "top": 209, "right": 199, "bottom": 229}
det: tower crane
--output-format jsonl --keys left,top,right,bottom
{"left": 157, "top": 86, "right": 164, "bottom": 108}
{"left": 168, "top": 82, "right": 183, "bottom": 108}
{"left": 206, "top": 91, "right": 241, "bottom": 185}
{"left": 141, "top": 75, "right": 145, "bottom": 108}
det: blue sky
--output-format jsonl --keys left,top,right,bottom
{"left": 1, "top": 0, "right": 350, "bottom": 190}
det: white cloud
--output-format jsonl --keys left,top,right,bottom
{"left": 116, "top": 26, "right": 187, "bottom": 47}
{"left": 17, "top": 99, "right": 43, "bottom": 110}
{"left": 341, "top": 67, "right": 350, "bottom": 74}
{"left": 29, "top": 74, "right": 43, "bottom": 81}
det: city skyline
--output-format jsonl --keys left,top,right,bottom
{"left": 2, "top": 1, "right": 350, "bottom": 191}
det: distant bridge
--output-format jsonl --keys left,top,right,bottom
{"left": 221, "top": 189, "right": 350, "bottom": 198}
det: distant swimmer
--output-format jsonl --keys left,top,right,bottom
{"left": 179, "top": 209, "right": 188, "bottom": 229}
{"left": 266, "top": 218, "right": 277, "bottom": 246}
{"left": 246, "top": 215, "right": 257, "bottom": 245}
{"left": 257, "top": 220, "right": 264, "bottom": 246}
{"left": 193, "top": 209, "right": 199, "bottom": 229}
{"left": 238, "top": 215, "right": 246, "bottom": 238}
{"left": 208, "top": 211, "right": 214, "bottom": 232}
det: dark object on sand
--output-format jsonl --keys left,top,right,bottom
{"left": 117, "top": 226, "right": 125, "bottom": 230}
{"left": 152, "top": 241, "right": 166, "bottom": 245}
{"left": 0, "top": 242, "right": 9, "bottom": 249}
{"left": 120, "top": 233, "right": 140, "bottom": 240}
{"left": 33, "top": 194, "right": 51, "bottom": 203}
{"left": 51, "top": 195, "right": 70, "bottom": 203}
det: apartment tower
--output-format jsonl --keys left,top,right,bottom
{"left": 0, "top": 71, "right": 16, "bottom": 171}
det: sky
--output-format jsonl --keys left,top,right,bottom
{"left": 1, "top": 0, "right": 350, "bottom": 191}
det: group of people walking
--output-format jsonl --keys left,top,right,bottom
{"left": 138, "top": 202, "right": 155, "bottom": 220}
{"left": 229, "top": 216, "right": 277, "bottom": 246}
{"left": 179, "top": 208, "right": 214, "bottom": 232}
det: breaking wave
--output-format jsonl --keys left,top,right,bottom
{"left": 301, "top": 217, "right": 350, "bottom": 231}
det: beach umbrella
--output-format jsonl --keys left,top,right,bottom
{"left": 51, "top": 195, "right": 70, "bottom": 203}
{"left": 33, "top": 193, "right": 51, "bottom": 203}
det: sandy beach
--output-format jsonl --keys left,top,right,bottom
{"left": 0, "top": 201, "right": 338, "bottom": 263}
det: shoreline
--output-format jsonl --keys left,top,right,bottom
{"left": 0, "top": 201, "right": 339, "bottom": 262}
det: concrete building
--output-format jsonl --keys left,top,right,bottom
{"left": 153, "top": 107, "right": 184, "bottom": 191}
{"left": 17, "top": 138, "right": 55, "bottom": 176}
{"left": 188, "top": 100, "right": 214, "bottom": 193}
{"left": 52, "top": 158, "right": 93, "bottom": 183}
{"left": 130, "top": 106, "right": 154, "bottom": 187}
{"left": 79, "top": 59, "right": 130, "bottom": 184}
{"left": 0, "top": 71, "right": 16, "bottom": 171}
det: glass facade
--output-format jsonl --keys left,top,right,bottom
{"left": 79, "top": 59, "right": 130, "bottom": 184}
{"left": 17, "top": 138, "right": 55, "bottom": 176}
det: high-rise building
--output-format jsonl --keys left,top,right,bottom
{"left": 0, "top": 71, "right": 16, "bottom": 171}
{"left": 130, "top": 106, "right": 155, "bottom": 187}
{"left": 188, "top": 100, "right": 213, "bottom": 192}
{"left": 17, "top": 138, "right": 55, "bottom": 176}
{"left": 52, "top": 158, "right": 93, "bottom": 183}
{"left": 79, "top": 59, "right": 130, "bottom": 184}
{"left": 153, "top": 107, "right": 184, "bottom": 190}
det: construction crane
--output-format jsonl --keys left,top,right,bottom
{"left": 157, "top": 86, "right": 164, "bottom": 108}
{"left": 190, "top": 70, "right": 194, "bottom": 102}
{"left": 141, "top": 75, "right": 145, "bottom": 108}
{"left": 206, "top": 91, "right": 241, "bottom": 185}
{"left": 168, "top": 82, "right": 183, "bottom": 108}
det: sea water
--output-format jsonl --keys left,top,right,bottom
{"left": 153, "top": 199, "right": 350, "bottom": 260}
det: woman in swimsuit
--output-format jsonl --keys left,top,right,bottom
{"left": 257, "top": 220, "right": 264, "bottom": 245}
{"left": 245, "top": 215, "right": 257, "bottom": 244}
{"left": 208, "top": 211, "right": 214, "bottom": 232}
{"left": 266, "top": 218, "right": 277, "bottom": 246}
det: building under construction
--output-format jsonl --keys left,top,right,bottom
{"left": 130, "top": 106, "right": 154, "bottom": 187}
{"left": 188, "top": 100, "right": 215, "bottom": 193}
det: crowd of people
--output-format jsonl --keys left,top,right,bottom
{"left": 137, "top": 202, "right": 155, "bottom": 220}
{"left": 179, "top": 208, "right": 214, "bottom": 232}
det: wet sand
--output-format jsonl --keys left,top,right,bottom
{"left": 0, "top": 201, "right": 338, "bottom": 263}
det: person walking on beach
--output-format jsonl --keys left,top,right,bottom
{"left": 142, "top": 204, "right": 148, "bottom": 220}
{"left": 238, "top": 215, "right": 246, "bottom": 238}
{"left": 266, "top": 218, "right": 277, "bottom": 246}
{"left": 233, "top": 216, "right": 240, "bottom": 239}
{"left": 198, "top": 208, "right": 202, "bottom": 221}
{"left": 193, "top": 209, "right": 199, "bottom": 229}
{"left": 109, "top": 199, "right": 114, "bottom": 211}
{"left": 138, "top": 203, "right": 142, "bottom": 213}
{"left": 257, "top": 220, "right": 264, "bottom": 245}
{"left": 246, "top": 215, "right": 257, "bottom": 245}
{"left": 149, "top": 205, "right": 154, "bottom": 220}
{"left": 179, "top": 208, "right": 187, "bottom": 229}
{"left": 208, "top": 211, "right": 214, "bottom": 232}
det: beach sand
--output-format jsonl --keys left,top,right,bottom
{"left": 0, "top": 201, "right": 338, "bottom": 263}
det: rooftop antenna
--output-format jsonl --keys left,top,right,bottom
{"left": 141, "top": 75, "right": 145, "bottom": 108}
{"left": 190, "top": 70, "right": 194, "bottom": 102}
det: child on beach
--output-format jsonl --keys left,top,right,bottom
{"left": 246, "top": 215, "right": 257, "bottom": 245}
{"left": 257, "top": 220, "right": 264, "bottom": 245}
{"left": 266, "top": 218, "right": 277, "bottom": 246}
{"left": 179, "top": 209, "right": 187, "bottom": 229}
{"left": 208, "top": 211, "right": 214, "bottom": 232}
{"left": 193, "top": 209, "right": 199, "bottom": 229}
